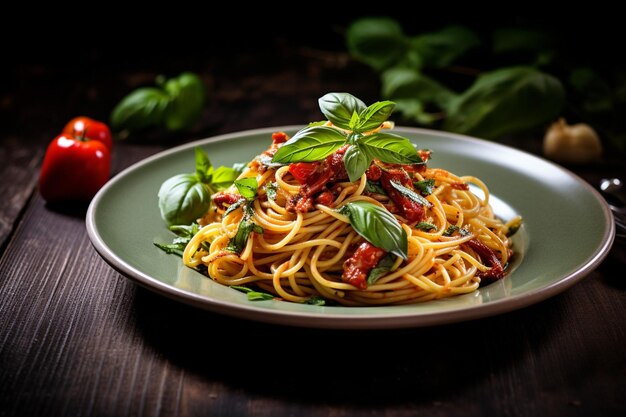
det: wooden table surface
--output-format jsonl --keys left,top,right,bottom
{"left": 2, "top": 31, "right": 626, "bottom": 417}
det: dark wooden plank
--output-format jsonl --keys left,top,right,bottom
{"left": 0, "top": 136, "right": 43, "bottom": 249}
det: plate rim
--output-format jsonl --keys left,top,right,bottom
{"left": 86, "top": 125, "right": 616, "bottom": 329}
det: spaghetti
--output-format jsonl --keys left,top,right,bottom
{"left": 182, "top": 128, "right": 521, "bottom": 306}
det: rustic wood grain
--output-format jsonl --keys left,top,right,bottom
{"left": 1, "top": 177, "right": 625, "bottom": 416}
{"left": 0, "top": 136, "right": 43, "bottom": 249}
{"left": 2, "top": 32, "right": 626, "bottom": 416}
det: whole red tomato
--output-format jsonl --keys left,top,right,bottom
{"left": 39, "top": 133, "right": 111, "bottom": 202}
{"left": 63, "top": 116, "right": 113, "bottom": 150}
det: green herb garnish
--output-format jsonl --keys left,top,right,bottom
{"left": 338, "top": 201, "right": 407, "bottom": 260}
{"left": 272, "top": 92, "right": 422, "bottom": 182}
{"left": 158, "top": 148, "right": 240, "bottom": 226}
{"left": 231, "top": 285, "right": 275, "bottom": 301}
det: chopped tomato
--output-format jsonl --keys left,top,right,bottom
{"left": 342, "top": 242, "right": 386, "bottom": 289}
{"left": 289, "top": 162, "right": 320, "bottom": 184}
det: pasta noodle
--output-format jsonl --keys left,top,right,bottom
{"left": 182, "top": 129, "right": 521, "bottom": 306}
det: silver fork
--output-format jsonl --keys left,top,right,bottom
{"left": 600, "top": 178, "right": 626, "bottom": 242}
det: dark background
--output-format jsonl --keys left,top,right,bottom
{"left": 4, "top": 13, "right": 625, "bottom": 150}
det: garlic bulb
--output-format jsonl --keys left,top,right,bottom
{"left": 543, "top": 119, "right": 602, "bottom": 163}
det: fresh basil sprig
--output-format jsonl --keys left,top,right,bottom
{"left": 338, "top": 201, "right": 408, "bottom": 259}
{"left": 225, "top": 178, "right": 264, "bottom": 254}
{"left": 158, "top": 148, "right": 241, "bottom": 226}
{"left": 111, "top": 72, "right": 205, "bottom": 133}
{"left": 272, "top": 93, "right": 422, "bottom": 182}
{"left": 154, "top": 223, "right": 201, "bottom": 257}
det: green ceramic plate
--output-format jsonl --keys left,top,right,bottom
{"left": 86, "top": 126, "right": 615, "bottom": 329}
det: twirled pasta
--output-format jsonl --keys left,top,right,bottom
{"left": 182, "top": 132, "right": 519, "bottom": 306}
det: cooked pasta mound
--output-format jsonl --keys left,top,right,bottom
{"left": 183, "top": 127, "right": 520, "bottom": 306}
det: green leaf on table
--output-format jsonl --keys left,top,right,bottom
{"left": 110, "top": 87, "right": 170, "bottom": 131}
{"left": 318, "top": 92, "right": 367, "bottom": 130}
{"left": 163, "top": 72, "right": 205, "bottom": 131}
{"left": 339, "top": 201, "right": 407, "bottom": 260}
{"left": 444, "top": 66, "right": 565, "bottom": 139}
{"left": 110, "top": 72, "right": 205, "bottom": 133}
{"left": 346, "top": 17, "right": 408, "bottom": 71}
{"left": 410, "top": 25, "right": 480, "bottom": 68}
{"left": 382, "top": 67, "right": 456, "bottom": 110}
{"left": 272, "top": 126, "right": 346, "bottom": 163}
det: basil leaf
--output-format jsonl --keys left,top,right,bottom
{"left": 153, "top": 242, "right": 185, "bottom": 257}
{"left": 318, "top": 93, "right": 367, "bottom": 130}
{"left": 339, "top": 201, "right": 407, "bottom": 260}
{"left": 343, "top": 144, "right": 372, "bottom": 182}
{"left": 360, "top": 133, "right": 423, "bottom": 164}
{"left": 415, "top": 222, "right": 437, "bottom": 231}
{"left": 231, "top": 286, "right": 275, "bottom": 301}
{"left": 443, "top": 225, "right": 468, "bottom": 237}
{"left": 389, "top": 180, "right": 432, "bottom": 207}
{"left": 443, "top": 225, "right": 459, "bottom": 236}
{"left": 110, "top": 87, "right": 170, "bottom": 131}
{"left": 271, "top": 126, "right": 346, "bottom": 163}
{"left": 247, "top": 292, "right": 275, "bottom": 301}
{"left": 195, "top": 147, "right": 212, "bottom": 183}
{"left": 410, "top": 25, "right": 480, "bottom": 68}
{"left": 382, "top": 67, "right": 456, "bottom": 111}
{"left": 367, "top": 254, "right": 395, "bottom": 285}
{"left": 230, "top": 285, "right": 253, "bottom": 293}
{"left": 444, "top": 66, "right": 565, "bottom": 139}
{"left": 414, "top": 179, "right": 435, "bottom": 195}
{"left": 212, "top": 166, "right": 241, "bottom": 191}
{"left": 226, "top": 203, "right": 263, "bottom": 254}
{"left": 346, "top": 17, "right": 407, "bottom": 71}
{"left": 265, "top": 182, "right": 278, "bottom": 201}
{"left": 223, "top": 198, "right": 246, "bottom": 217}
{"left": 304, "top": 296, "right": 326, "bottom": 306}
{"left": 349, "top": 111, "right": 360, "bottom": 130}
{"left": 169, "top": 223, "right": 199, "bottom": 238}
{"left": 158, "top": 173, "right": 211, "bottom": 226}
{"left": 364, "top": 181, "right": 386, "bottom": 195}
{"left": 234, "top": 177, "right": 258, "bottom": 200}
{"left": 308, "top": 120, "right": 328, "bottom": 127}
{"left": 163, "top": 72, "right": 205, "bottom": 131}
{"left": 357, "top": 101, "right": 396, "bottom": 132}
